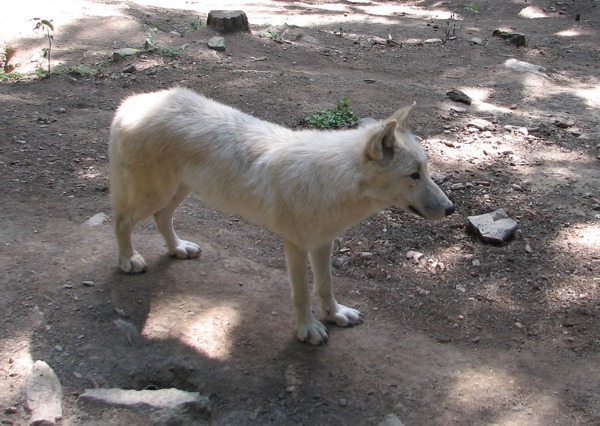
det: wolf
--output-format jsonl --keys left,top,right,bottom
{"left": 108, "top": 87, "right": 454, "bottom": 345}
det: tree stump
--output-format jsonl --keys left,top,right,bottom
{"left": 207, "top": 10, "right": 250, "bottom": 33}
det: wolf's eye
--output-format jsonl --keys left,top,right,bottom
{"left": 410, "top": 172, "right": 421, "bottom": 180}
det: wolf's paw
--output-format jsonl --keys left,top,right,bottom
{"left": 120, "top": 253, "right": 147, "bottom": 274}
{"left": 326, "top": 304, "right": 363, "bottom": 327}
{"left": 170, "top": 240, "right": 201, "bottom": 259}
{"left": 297, "top": 318, "right": 329, "bottom": 345}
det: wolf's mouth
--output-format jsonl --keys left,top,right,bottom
{"left": 408, "top": 206, "right": 425, "bottom": 218}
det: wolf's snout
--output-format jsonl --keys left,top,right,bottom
{"left": 445, "top": 203, "right": 455, "bottom": 216}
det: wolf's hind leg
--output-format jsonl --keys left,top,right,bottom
{"left": 309, "top": 241, "right": 363, "bottom": 327}
{"left": 285, "top": 240, "right": 329, "bottom": 345}
{"left": 115, "top": 211, "right": 148, "bottom": 274}
{"left": 153, "top": 185, "right": 201, "bottom": 259}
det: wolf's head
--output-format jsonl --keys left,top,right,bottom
{"left": 361, "top": 103, "right": 454, "bottom": 220}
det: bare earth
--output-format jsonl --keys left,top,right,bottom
{"left": 1, "top": 1, "right": 600, "bottom": 425}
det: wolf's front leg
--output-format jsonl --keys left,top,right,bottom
{"left": 284, "top": 240, "right": 329, "bottom": 345}
{"left": 309, "top": 241, "right": 363, "bottom": 327}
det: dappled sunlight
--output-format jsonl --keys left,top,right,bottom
{"left": 556, "top": 28, "right": 585, "bottom": 37}
{"left": 447, "top": 365, "right": 561, "bottom": 423}
{"left": 142, "top": 299, "right": 240, "bottom": 360}
{"left": 555, "top": 223, "right": 600, "bottom": 252}
{"left": 128, "top": 0, "right": 454, "bottom": 27}
{"left": 577, "top": 85, "right": 600, "bottom": 109}
{"left": 449, "top": 367, "right": 518, "bottom": 405}
{"left": 459, "top": 86, "right": 515, "bottom": 115}
{"left": 0, "top": 1, "right": 126, "bottom": 42}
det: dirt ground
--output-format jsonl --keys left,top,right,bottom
{"left": 1, "top": 1, "right": 600, "bottom": 425}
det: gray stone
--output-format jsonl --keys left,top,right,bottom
{"left": 79, "top": 388, "right": 211, "bottom": 421}
{"left": 447, "top": 89, "right": 472, "bottom": 105}
{"left": 208, "top": 36, "right": 226, "bottom": 51}
{"left": 122, "top": 64, "right": 136, "bottom": 74}
{"left": 467, "top": 209, "right": 518, "bottom": 244}
{"left": 424, "top": 38, "right": 443, "bottom": 44}
{"left": 112, "top": 48, "right": 139, "bottom": 61}
{"left": 470, "top": 37, "right": 484, "bottom": 45}
{"left": 26, "top": 360, "right": 63, "bottom": 425}
{"left": 504, "top": 58, "right": 546, "bottom": 76}
{"left": 468, "top": 118, "right": 493, "bottom": 131}
{"left": 379, "top": 413, "right": 406, "bottom": 426}
{"left": 85, "top": 212, "right": 109, "bottom": 226}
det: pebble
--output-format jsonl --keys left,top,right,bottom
{"left": 405, "top": 250, "right": 424, "bottom": 262}
{"left": 447, "top": 89, "right": 472, "bottom": 105}
{"left": 468, "top": 118, "right": 493, "bottom": 131}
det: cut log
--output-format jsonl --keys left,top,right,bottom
{"left": 207, "top": 10, "right": 250, "bottom": 33}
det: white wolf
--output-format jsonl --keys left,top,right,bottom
{"left": 109, "top": 88, "right": 454, "bottom": 345}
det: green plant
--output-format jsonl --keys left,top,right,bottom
{"left": 159, "top": 47, "right": 183, "bottom": 57}
{"left": 143, "top": 26, "right": 159, "bottom": 50}
{"left": 54, "top": 64, "right": 105, "bottom": 77}
{"left": 186, "top": 17, "right": 204, "bottom": 32}
{"left": 305, "top": 97, "right": 359, "bottom": 129}
{"left": 265, "top": 28, "right": 284, "bottom": 43}
{"left": 0, "top": 70, "right": 22, "bottom": 81}
{"left": 35, "top": 66, "right": 48, "bottom": 79}
{"left": 32, "top": 18, "right": 54, "bottom": 77}
{"left": 465, "top": 3, "right": 479, "bottom": 13}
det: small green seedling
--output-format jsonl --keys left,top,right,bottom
{"left": 305, "top": 97, "right": 359, "bottom": 129}
{"left": 32, "top": 18, "right": 54, "bottom": 77}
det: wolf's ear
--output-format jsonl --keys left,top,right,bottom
{"left": 387, "top": 101, "right": 416, "bottom": 130}
{"left": 366, "top": 120, "right": 397, "bottom": 162}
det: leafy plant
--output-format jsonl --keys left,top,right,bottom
{"left": 186, "top": 17, "right": 204, "bottom": 32}
{"left": 159, "top": 47, "right": 183, "bottom": 57}
{"left": 465, "top": 3, "right": 479, "bottom": 13}
{"left": 305, "top": 97, "right": 359, "bottom": 129}
{"left": 54, "top": 63, "right": 107, "bottom": 77}
{"left": 32, "top": 18, "right": 54, "bottom": 77}
{"left": 0, "top": 70, "right": 22, "bottom": 81}
{"left": 265, "top": 28, "right": 284, "bottom": 43}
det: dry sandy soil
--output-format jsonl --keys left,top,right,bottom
{"left": 1, "top": 1, "right": 600, "bottom": 425}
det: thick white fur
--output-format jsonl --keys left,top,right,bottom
{"left": 109, "top": 87, "right": 453, "bottom": 345}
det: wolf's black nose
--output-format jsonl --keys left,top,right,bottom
{"left": 445, "top": 204, "right": 455, "bottom": 216}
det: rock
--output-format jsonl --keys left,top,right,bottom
{"left": 379, "top": 413, "right": 405, "bottom": 426}
{"left": 451, "top": 183, "right": 466, "bottom": 190}
{"left": 446, "top": 89, "right": 472, "bottom": 105}
{"left": 424, "top": 38, "right": 442, "bottom": 44}
{"left": 112, "top": 48, "right": 139, "bottom": 61}
{"left": 405, "top": 250, "right": 424, "bottom": 263}
{"left": 122, "top": 64, "right": 136, "bottom": 74}
{"left": 79, "top": 388, "right": 212, "bottom": 422}
{"left": 553, "top": 117, "right": 575, "bottom": 128}
{"left": 470, "top": 37, "right": 484, "bottom": 45}
{"left": 504, "top": 58, "right": 547, "bottom": 76}
{"left": 450, "top": 105, "right": 467, "bottom": 113}
{"left": 492, "top": 30, "right": 527, "bottom": 47}
{"left": 466, "top": 209, "right": 519, "bottom": 244}
{"left": 207, "top": 10, "right": 250, "bottom": 33}
{"left": 468, "top": 118, "right": 493, "bottom": 131}
{"left": 85, "top": 212, "right": 109, "bottom": 226}
{"left": 208, "top": 36, "right": 226, "bottom": 51}
{"left": 26, "top": 361, "right": 63, "bottom": 425}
